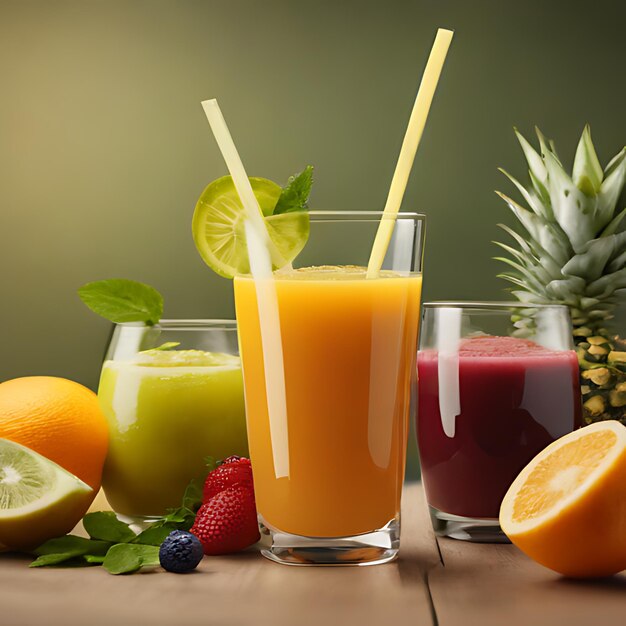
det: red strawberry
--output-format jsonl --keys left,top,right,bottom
{"left": 190, "top": 483, "right": 260, "bottom": 555}
{"left": 203, "top": 456, "right": 253, "bottom": 502}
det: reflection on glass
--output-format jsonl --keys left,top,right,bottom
{"left": 97, "top": 320, "right": 247, "bottom": 523}
{"left": 235, "top": 212, "right": 425, "bottom": 566}
{"left": 417, "top": 303, "right": 582, "bottom": 542}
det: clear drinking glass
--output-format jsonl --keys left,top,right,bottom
{"left": 97, "top": 320, "right": 247, "bottom": 525}
{"left": 417, "top": 302, "right": 582, "bottom": 542}
{"left": 234, "top": 211, "right": 425, "bottom": 565}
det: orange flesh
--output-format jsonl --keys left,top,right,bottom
{"left": 234, "top": 269, "right": 422, "bottom": 537}
{"left": 512, "top": 430, "right": 617, "bottom": 522}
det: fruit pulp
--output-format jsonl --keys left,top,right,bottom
{"left": 97, "top": 351, "right": 247, "bottom": 517}
{"left": 417, "top": 336, "right": 582, "bottom": 519}
{"left": 234, "top": 267, "right": 422, "bottom": 537}
{"left": 0, "top": 438, "right": 94, "bottom": 551}
{"left": 499, "top": 421, "right": 626, "bottom": 578}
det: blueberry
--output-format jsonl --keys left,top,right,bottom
{"left": 159, "top": 530, "right": 204, "bottom": 573}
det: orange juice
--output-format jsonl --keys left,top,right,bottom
{"left": 234, "top": 267, "right": 422, "bottom": 537}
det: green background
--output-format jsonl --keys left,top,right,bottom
{"left": 1, "top": 0, "right": 625, "bottom": 390}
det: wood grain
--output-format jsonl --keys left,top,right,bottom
{"left": 0, "top": 484, "right": 438, "bottom": 626}
{"left": 429, "top": 521, "right": 626, "bottom": 626}
{"left": 4, "top": 484, "right": 624, "bottom": 626}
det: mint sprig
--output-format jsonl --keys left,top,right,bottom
{"left": 273, "top": 165, "right": 314, "bottom": 214}
{"left": 78, "top": 279, "right": 163, "bottom": 326}
{"left": 82, "top": 512, "right": 137, "bottom": 543}
{"left": 29, "top": 473, "right": 208, "bottom": 574}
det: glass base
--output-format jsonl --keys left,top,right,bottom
{"left": 429, "top": 506, "right": 510, "bottom": 543}
{"left": 115, "top": 513, "right": 163, "bottom": 534}
{"left": 259, "top": 517, "right": 400, "bottom": 566}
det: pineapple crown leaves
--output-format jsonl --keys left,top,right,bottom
{"left": 495, "top": 125, "right": 626, "bottom": 313}
{"left": 495, "top": 192, "right": 571, "bottom": 265}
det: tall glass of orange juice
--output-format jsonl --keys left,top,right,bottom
{"left": 234, "top": 212, "right": 424, "bottom": 565}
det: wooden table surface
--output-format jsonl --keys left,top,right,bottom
{"left": 1, "top": 483, "right": 625, "bottom": 626}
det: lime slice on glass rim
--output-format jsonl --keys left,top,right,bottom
{"left": 0, "top": 439, "right": 93, "bottom": 551}
{"left": 192, "top": 176, "right": 310, "bottom": 278}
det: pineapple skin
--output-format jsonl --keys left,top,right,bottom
{"left": 496, "top": 126, "right": 626, "bottom": 425}
{"left": 576, "top": 331, "right": 626, "bottom": 425}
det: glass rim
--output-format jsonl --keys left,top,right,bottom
{"left": 423, "top": 301, "right": 569, "bottom": 311}
{"left": 307, "top": 210, "right": 425, "bottom": 221}
{"left": 114, "top": 319, "right": 237, "bottom": 330}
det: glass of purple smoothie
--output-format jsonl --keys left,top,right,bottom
{"left": 417, "top": 302, "right": 582, "bottom": 542}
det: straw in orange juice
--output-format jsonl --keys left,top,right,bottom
{"left": 235, "top": 266, "right": 422, "bottom": 537}
{"left": 198, "top": 26, "right": 451, "bottom": 563}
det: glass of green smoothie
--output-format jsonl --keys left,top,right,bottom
{"left": 97, "top": 320, "right": 247, "bottom": 524}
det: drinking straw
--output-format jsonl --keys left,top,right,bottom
{"left": 366, "top": 28, "right": 454, "bottom": 277}
{"left": 201, "top": 99, "right": 290, "bottom": 478}
{"left": 244, "top": 221, "right": 291, "bottom": 479}
{"left": 201, "top": 99, "right": 286, "bottom": 267}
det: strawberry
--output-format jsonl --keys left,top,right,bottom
{"left": 190, "top": 483, "right": 260, "bottom": 555}
{"left": 202, "top": 456, "right": 253, "bottom": 502}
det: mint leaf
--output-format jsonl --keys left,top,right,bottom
{"left": 103, "top": 544, "right": 161, "bottom": 575}
{"left": 30, "top": 553, "right": 88, "bottom": 568}
{"left": 30, "top": 554, "right": 93, "bottom": 568}
{"left": 30, "top": 536, "right": 112, "bottom": 568}
{"left": 102, "top": 545, "right": 142, "bottom": 575}
{"left": 78, "top": 279, "right": 163, "bottom": 326}
{"left": 84, "top": 555, "right": 107, "bottom": 564}
{"left": 82, "top": 512, "right": 137, "bottom": 543}
{"left": 33, "top": 535, "right": 112, "bottom": 556}
{"left": 132, "top": 523, "right": 180, "bottom": 546}
{"left": 273, "top": 166, "right": 314, "bottom": 214}
{"left": 146, "top": 462, "right": 214, "bottom": 533}
{"left": 151, "top": 506, "right": 196, "bottom": 531}
{"left": 158, "top": 507, "right": 192, "bottom": 524}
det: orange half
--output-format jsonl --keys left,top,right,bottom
{"left": 500, "top": 421, "right": 626, "bottom": 578}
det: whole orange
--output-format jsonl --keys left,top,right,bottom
{"left": 0, "top": 377, "right": 109, "bottom": 490}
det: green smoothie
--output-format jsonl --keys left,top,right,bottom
{"left": 97, "top": 349, "right": 247, "bottom": 518}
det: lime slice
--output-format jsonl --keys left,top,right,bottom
{"left": 135, "top": 349, "right": 240, "bottom": 368}
{"left": 0, "top": 439, "right": 94, "bottom": 551}
{"left": 192, "top": 175, "right": 310, "bottom": 278}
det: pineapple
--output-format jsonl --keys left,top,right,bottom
{"left": 495, "top": 126, "right": 626, "bottom": 425}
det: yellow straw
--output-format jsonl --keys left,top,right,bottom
{"left": 200, "top": 99, "right": 286, "bottom": 268}
{"left": 366, "top": 28, "right": 454, "bottom": 278}
{"left": 201, "top": 98, "right": 291, "bottom": 478}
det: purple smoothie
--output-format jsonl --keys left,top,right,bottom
{"left": 417, "top": 335, "right": 582, "bottom": 518}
